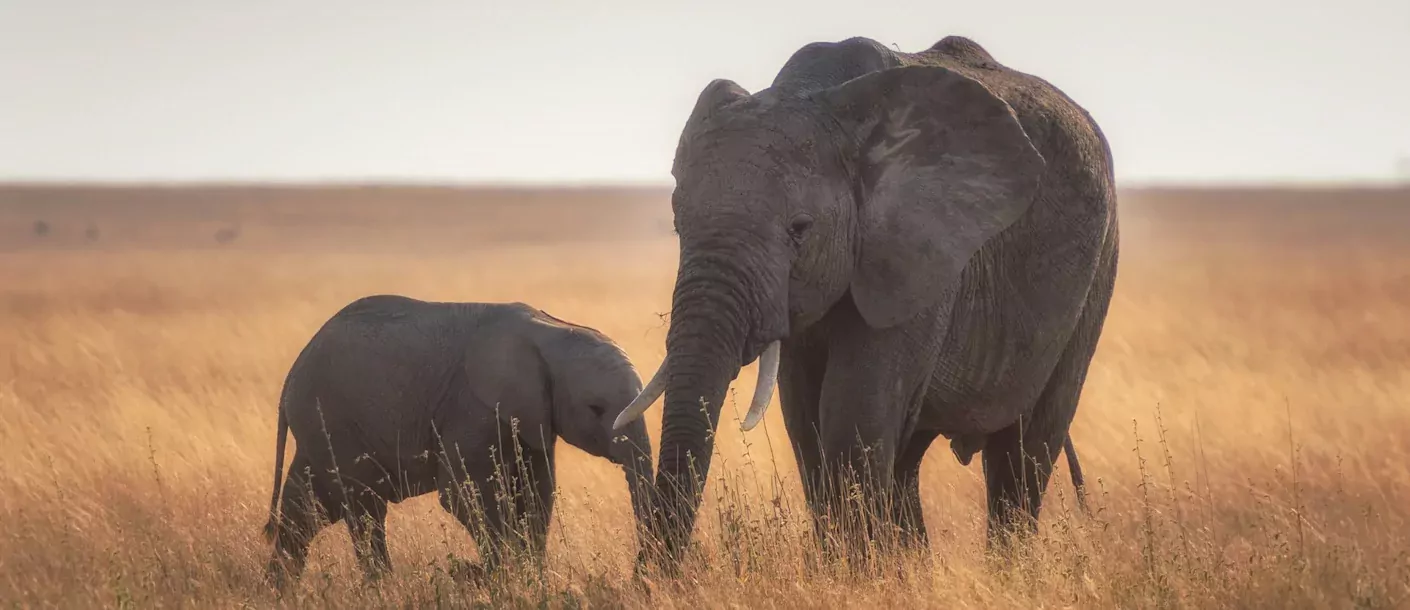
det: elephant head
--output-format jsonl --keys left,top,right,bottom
{"left": 510, "top": 310, "right": 657, "bottom": 551}
{"left": 613, "top": 62, "right": 1045, "bottom": 564}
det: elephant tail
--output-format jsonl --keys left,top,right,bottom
{"left": 1064, "top": 434, "right": 1090, "bottom": 515}
{"left": 263, "top": 399, "right": 290, "bottom": 542}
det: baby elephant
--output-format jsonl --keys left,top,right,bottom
{"left": 262, "top": 295, "right": 654, "bottom": 587}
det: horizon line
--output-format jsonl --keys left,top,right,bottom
{"left": 1, "top": 176, "right": 1408, "bottom": 191}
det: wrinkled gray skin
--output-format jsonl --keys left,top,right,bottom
{"left": 262, "top": 296, "right": 654, "bottom": 587}
{"left": 627, "top": 35, "right": 1118, "bottom": 567}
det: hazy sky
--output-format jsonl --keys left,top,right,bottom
{"left": 2, "top": 1, "right": 1407, "bottom": 185}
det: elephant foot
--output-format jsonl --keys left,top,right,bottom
{"left": 983, "top": 520, "right": 1039, "bottom": 570}
{"left": 628, "top": 568, "right": 656, "bottom": 597}
{"left": 632, "top": 537, "right": 690, "bottom": 580}
{"left": 447, "top": 557, "right": 490, "bottom": 585}
{"left": 263, "top": 559, "right": 299, "bottom": 593}
{"left": 631, "top": 549, "right": 659, "bottom": 581}
{"left": 358, "top": 566, "right": 391, "bottom": 587}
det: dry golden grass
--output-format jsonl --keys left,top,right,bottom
{"left": 2, "top": 185, "right": 1409, "bottom": 608}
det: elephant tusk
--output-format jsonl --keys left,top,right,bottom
{"left": 613, "top": 360, "right": 667, "bottom": 430}
{"left": 740, "top": 340, "right": 781, "bottom": 431}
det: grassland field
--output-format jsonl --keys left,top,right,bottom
{"left": 2, "top": 184, "right": 1409, "bottom": 608}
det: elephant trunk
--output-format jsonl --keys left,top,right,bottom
{"left": 611, "top": 420, "right": 656, "bottom": 555}
{"left": 646, "top": 250, "right": 761, "bottom": 566}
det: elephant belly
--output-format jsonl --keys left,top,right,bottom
{"left": 917, "top": 334, "right": 1068, "bottom": 465}
{"left": 917, "top": 361, "right": 1049, "bottom": 437}
{"left": 308, "top": 441, "right": 441, "bottom": 504}
{"left": 368, "top": 450, "right": 440, "bottom": 503}
{"left": 915, "top": 396, "right": 1015, "bottom": 437}
{"left": 288, "top": 410, "right": 443, "bottom": 504}
{"left": 916, "top": 389, "right": 1023, "bottom": 467}
{"left": 918, "top": 299, "right": 1076, "bottom": 438}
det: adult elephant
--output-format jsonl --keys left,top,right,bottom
{"left": 616, "top": 35, "right": 1118, "bottom": 567}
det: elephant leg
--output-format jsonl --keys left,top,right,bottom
{"left": 513, "top": 445, "right": 556, "bottom": 566}
{"left": 481, "top": 436, "right": 557, "bottom": 571}
{"left": 266, "top": 452, "right": 344, "bottom": 590}
{"left": 892, "top": 428, "right": 940, "bottom": 550}
{"left": 981, "top": 412, "right": 1069, "bottom": 555}
{"left": 344, "top": 488, "right": 391, "bottom": 581}
{"left": 816, "top": 303, "right": 940, "bottom": 565}
{"left": 434, "top": 433, "right": 504, "bottom": 573}
{"left": 982, "top": 282, "right": 1110, "bottom": 553}
{"left": 777, "top": 336, "right": 831, "bottom": 556}
{"left": 436, "top": 429, "right": 553, "bottom": 575}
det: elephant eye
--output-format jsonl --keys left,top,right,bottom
{"left": 588, "top": 404, "right": 606, "bottom": 417}
{"left": 787, "top": 214, "right": 815, "bottom": 241}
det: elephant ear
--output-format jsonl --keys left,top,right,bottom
{"left": 464, "top": 332, "right": 554, "bottom": 451}
{"left": 817, "top": 65, "right": 1045, "bottom": 328}
{"left": 672, "top": 79, "right": 752, "bottom": 178}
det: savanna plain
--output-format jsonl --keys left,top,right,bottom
{"left": 2, "top": 184, "right": 1409, "bottom": 609}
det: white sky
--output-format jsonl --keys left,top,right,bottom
{"left": 2, "top": 0, "right": 1407, "bottom": 185}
